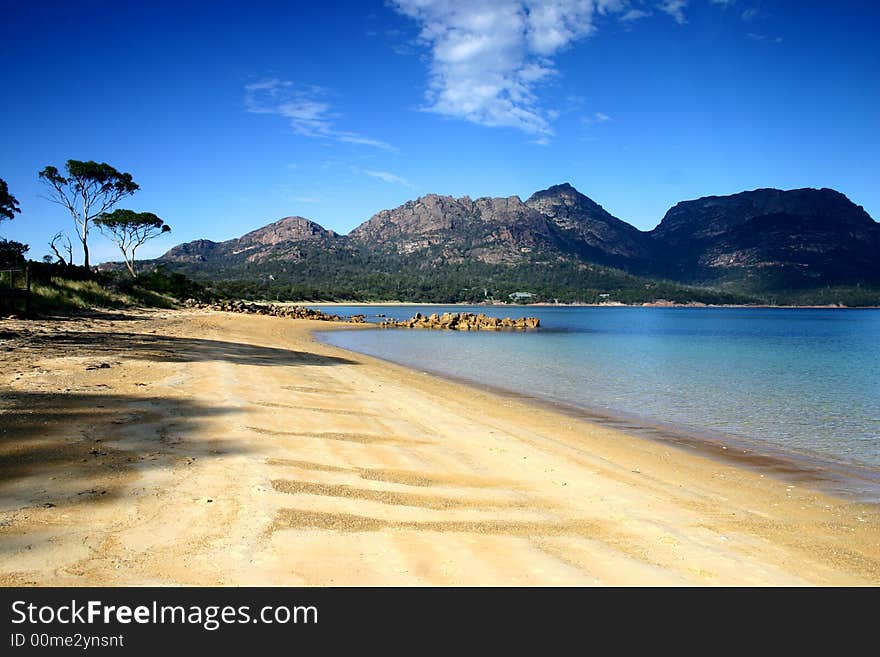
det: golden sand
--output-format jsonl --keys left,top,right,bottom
{"left": 0, "top": 309, "right": 878, "bottom": 585}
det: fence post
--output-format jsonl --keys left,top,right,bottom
{"left": 25, "top": 263, "right": 31, "bottom": 314}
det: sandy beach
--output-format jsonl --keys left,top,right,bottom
{"left": 1, "top": 309, "right": 878, "bottom": 586}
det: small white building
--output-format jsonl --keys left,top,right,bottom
{"left": 509, "top": 291, "right": 535, "bottom": 301}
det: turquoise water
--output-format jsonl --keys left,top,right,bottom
{"left": 314, "top": 306, "right": 880, "bottom": 493}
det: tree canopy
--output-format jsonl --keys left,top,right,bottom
{"left": 95, "top": 209, "right": 170, "bottom": 277}
{"left": 0, "top": 178, "right": 22, "bottom": 221}
{"left": 39, "top": 160, "right": 139, "bottom": 268}
{"left": 0, "top": 239, "right": 28, "bottom": 268}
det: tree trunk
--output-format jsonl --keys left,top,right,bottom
{"left": 128, "top": 246, "right": 138, "bottom": 278}
{"left": 49, "top": 242, "right": 68, "bottom": 267}
{"left": 81, "top": 189, "right": 90, "bottom": 269}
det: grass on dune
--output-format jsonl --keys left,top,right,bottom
{"left": 29, "top": 276, "right": 176, "bottom": 313}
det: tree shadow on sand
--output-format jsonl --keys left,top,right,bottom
{"left": 0, "top": 326, "right": 360, "bottom": 559}
{"left": 30, "top": 310, "right": 157, "bottom": 323}
{"left": 25, "top": 330, "right": 358, "bottom": 367}
{"left": 0, "top": 390, "right": 243, "bottom": 523}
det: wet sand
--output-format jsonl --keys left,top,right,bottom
{"left": 1, "top": 309, "right": 878, "bottom": 585}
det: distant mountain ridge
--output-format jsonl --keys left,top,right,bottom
{"left": 163, "top": 215, "right": 339, "bottom": 264}
{"left": 153, "top": 183, "right": 880, "bottom": 303}
{"left": 647, "top": 188, "right": 880, "bottom": 287}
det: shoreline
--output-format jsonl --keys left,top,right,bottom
{"left": 303, "top": 301, "right": 880, "bottom": 310}
{"left": 315, "top": 325, "right": 880, "bottom": 504}
{"left": 1, "top": 309, "right": 878, "bottom": 585}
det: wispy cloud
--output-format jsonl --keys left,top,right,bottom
{"left": 709, "top": 0, "right": 735, "bottom": 6}
{"left": 741, "top": 7, "right": 760, "bottom": 21}
{"left": 244, "top": 78, "right": 396, "bottom": 151}
{"left": 361, "top": 169, "right": 415, "bottom": 188}
{"left": 582, "top": 111, "right": 612, "bottom": 125}
{"left": 747, "top": 32, "right": 782, "bottom": 43}
{"left": 620, "top": 8, "right": 652, "bottom": 22}
{"left": 658, "top": 0, "right": 688, "bottom": 25}
{"left": 390, "top": 1, "right": 706, "bottom": 141}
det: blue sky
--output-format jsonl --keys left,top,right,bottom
{"left": 1, "top": 0, "right": 878, "bottom": 264}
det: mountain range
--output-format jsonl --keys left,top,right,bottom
{"left": 153, "top": 184, "right": 880, "bottom": 305}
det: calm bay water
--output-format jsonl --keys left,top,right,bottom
{"left": 315, "top": 306, "right": 880, "bottom": 487}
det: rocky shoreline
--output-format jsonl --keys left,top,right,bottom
{"left": 380, "top": 311, "right": 539, "bottom": 330}
{"left": 182, "top": 300, "right": 538, "bottom": 330}
{"left": 183, "top": 299, "right": 361, "bottom": 323}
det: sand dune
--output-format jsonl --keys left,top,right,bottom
{"left": 1, "top": 309, "right": 877, "bottom": 586}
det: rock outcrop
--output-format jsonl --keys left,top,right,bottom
{"left": 380, "top": 311, "right": 539, "bottom": 330}
{"left": 182, "top": 299, "right": 347, "bottom": 322}
{"left": 180, "top": 301, "right": 538, "bottom": 331}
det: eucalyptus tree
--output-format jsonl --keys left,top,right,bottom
{"left": 38, "top": 160, "right": 139, "bottom": 268}
{"left": 0, "top": 178, "right": 27, "bottom": 267}
{"left": 95, "top": 209, "right": 170, "bottom": 277}
{"left": 0, "top": 178, "right": 21, "bottom": 221}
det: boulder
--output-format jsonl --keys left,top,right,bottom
{"left": 379, "top": 311, "right": 539, "bottom": 331}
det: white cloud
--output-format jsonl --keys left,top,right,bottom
{"left": 362, "top": 169, "right": 415, "bottom": 188}
{"left": 747, "top": 32, "right": 783, "bottom": 44}
{"left": 390, "top": 1, "right": 705, "bottom": 139}
{"left": 658, "top": 0, "right": 688, "bottom": 25}
{"left": 741, "top": 7, "right": 759, "bottom": 21}
{"left": 391, "top": 1, "right": 638, "bottom": 138}
{"left": 620, "top": 8, "right": 652, "bottom": 21}
{"left": 245, "top": 79, "right": 396, "bottom": 151}
{"left": 709, "top": 0, "right": 735, "bottom": 6}
{"left": 582, "top": 111, "right": 612, "bottom": 125}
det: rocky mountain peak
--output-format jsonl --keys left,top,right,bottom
{"left": 525, "top": 183, "right": 651, "bottom": 261}
{"left": 526, "top": 183, "right": 613, "bottom": 221}
{"left": 238, "top": 215, "right": 337, "bottom": 246}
